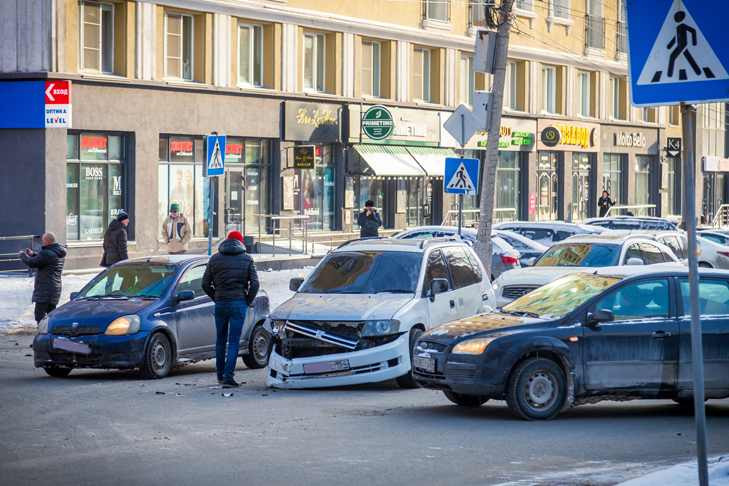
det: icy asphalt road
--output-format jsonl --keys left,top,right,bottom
{"left": 1, "top": 336, "right": 728, "bottom": 486}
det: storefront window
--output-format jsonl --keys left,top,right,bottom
{"left": 223, "top": 139, "right": 270, "bottom": 235}
{"left": 399, "top": 178, "right": 427, "bottom": 227}
{"left": 635, "top": 155, "right": 651, "bottom": 212}
{"left": 571, "top": 153, "right": 592, "bottom": 222}
{"left": 496, "top": 152, "right": 521, "bottom": 222}
{"left": 603, "top": 153, "right": 625, "bottom": 205}
{"left": 353, "top": 176, "right": 385, "bottom": 227}
{"left": 158, "top": 135, "right": 218, "bottom": 238}
{"left": 537, "top": 152, "right": 560, "bottom": 221}
{"left": 66, "top": 133, "right": 126, "bottom": 241}
{"left": 282, "top": 144, "right": 335, "bottom": 231}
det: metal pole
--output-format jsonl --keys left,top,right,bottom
{"left": 682, "top": 102, "right": 709, "bottom": 486}
{"left": 207, "top": 173, "right": 214, "bottom": 257}
{"left": 458, "top": 113, "right": 466, "bottom": 237}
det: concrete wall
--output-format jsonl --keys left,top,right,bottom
{"left": 0, "top": 0, "right": 52, "bottom": 73}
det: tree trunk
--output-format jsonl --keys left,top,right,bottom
{"left": 474, "top": 0, "right": 515, "bottom": 279}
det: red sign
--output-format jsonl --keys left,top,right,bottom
{"left": 80, "top": 134, "right": 107, "bottom": 152}
{"left": 528, "top": 193, "right": 537, "bottom": 215}
{"left": 45, "top": 81, "right": 71, "bottom": 104}
{"left": 226, "top": 142, "right": 243, "bottom": 161}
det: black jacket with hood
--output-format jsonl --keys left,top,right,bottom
{"left": 20, "top": 243, "right": 67, "bottom": 305}
{"left": 101, "top": 220, "right": 128, "bottom": 267}
{"left": 202, "top": 239, "right": 260, "bottom": 305}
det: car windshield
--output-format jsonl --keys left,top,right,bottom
{"left": 535, "top": 243, "right": 620, "bottom": 267}
{"left": 79, "top": 264, "right": 178, "bottom": 299}
{"left": 503, "top": 273, "right": 622, "bottom": 319}
{"left": 300, "top": 251, "right": 423, "bottom": 294}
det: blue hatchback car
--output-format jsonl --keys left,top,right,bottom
{"left": 33, "top": 255, "right": 271, "bottom": 379}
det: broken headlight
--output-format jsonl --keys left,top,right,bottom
{"left": 271, "top": 320, "right": 287, "bottom": 336}
{"left": 361, "top": 319, "right": 400, "bottom": 337}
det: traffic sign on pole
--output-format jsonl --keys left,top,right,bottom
{"left": 444, "top": 157, "right": 479, "bottom": 195}
{"left": 627, "top": 0, "right": 729, "bottom": 105}
{"left": 205, "top": 134, "right": 226, "bottom": 177}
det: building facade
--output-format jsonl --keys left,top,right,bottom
{"left": 0, "top": 0, "right": 723, "bottom": 268}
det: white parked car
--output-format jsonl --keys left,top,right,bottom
{"left": 494, "top": 221, "right": 606, "bottom": 246}
{"left": 266, "top": 238, "right": 495, "bottom": 389}
{"left": 493, "top": 233, "right": 679, "bottom": 307}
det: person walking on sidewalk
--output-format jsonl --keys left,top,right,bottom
{"left": 357, "top": 200, "right": 382, "bottom": 238}
{"left": 202, "top": 230, "right": 260, "bottom": 388}
{"left": 161, "top": 203, "right": 191, "bottom": 254}
{"left": 19, "top": 232, "right": 67, "bottom": 324}
{"left": 598, "top": 190, "right": 615, "bottom": 218}
{"left": 101, "top": 210, "right": 129, "bottom": 267}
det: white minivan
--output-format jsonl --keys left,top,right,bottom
{"left": 266, "top": 238, "right": 495, "bottom": 389}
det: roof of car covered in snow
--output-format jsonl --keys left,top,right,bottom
{"left": 334, "top": 237, "right": 470, "bottom": 253}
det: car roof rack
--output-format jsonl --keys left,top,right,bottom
{"left": 335, "top": 236, "right": 388, "bottom": 249}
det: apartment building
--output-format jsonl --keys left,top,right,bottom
{"left": 0, "top": 0, "right": 712, "bottom": 267}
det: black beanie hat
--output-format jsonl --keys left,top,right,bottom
{"left": 116, "top": 210, "right": 129, "bottom": 222}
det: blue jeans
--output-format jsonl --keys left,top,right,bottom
{"left": 214, "top": 299, "right": 247, "bottom": 381}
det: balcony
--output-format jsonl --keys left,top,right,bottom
{"left": 616, "top": 20, "right": 628, "bottom": 55}
{"left": 585, "top": 15, "right": 605, "bottom": 51}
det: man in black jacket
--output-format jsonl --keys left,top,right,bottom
{"left": 19, "top": 232, "right": 67, "bottom": 323}
{"left": 202, "top": 230, "right": 260, "bottom": 388}
{"left": 357, "top": 200, "right": 382, "bottom": 238}
{"left": 101, "top": 210, "right": 129, "bottom": 267}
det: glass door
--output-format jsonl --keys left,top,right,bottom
{"left": 537, "top": 151, "right": 560, "bottom": 221}
{"left": 224, "top": 168, "right": 244, "bottom": 234}
{"left": 571, "top": 153, "right": 592, "bottom": 222}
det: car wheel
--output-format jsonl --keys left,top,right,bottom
{"left": 140, "top": 333, "right": 173, "bottom": 379}
{"left": 444, "top": 390, "right": 488, "bottom": 407}
{"left": 44, "top": 366, "right": 72, "bottom": 378}
{"left": 506, "top": 357, "right": 566, "bottom": 420}
{"left": 396, "top": 327, "right": 424, "bottom": 389}
{"left": 242, "top": 322, "right": 271, "bottom": 369}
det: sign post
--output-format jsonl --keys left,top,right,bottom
{"left": 627, "top": 1, "right": 729, "bottom": 483}
{"left": 444, "top": 156, "right": 479, "bottom": 237}
{"left": 205, "top": 133, "right": 226, "bottom": 256}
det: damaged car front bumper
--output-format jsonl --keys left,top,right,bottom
{"left": 33, "top": 332, "right": 149, "bottom": 370}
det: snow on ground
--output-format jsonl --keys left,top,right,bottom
{"left": 618, "top": 456, "right": 729, "bottom": 486}
{"left": 0, "top": 266, "right": 312, "bottom": 335}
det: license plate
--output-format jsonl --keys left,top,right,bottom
{"left": 414, "top": 356, "right": 436, "bottom": 373}
{"left": 52, "top": 337, "right": 91, "bottom": 355}
{"left": 303, "top": 359, "right": 350, "bottom": 375}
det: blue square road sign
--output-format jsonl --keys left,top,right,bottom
{"left": 205, "top": 134, "right": 226, "bottom": 177}
{"left": 444, "top": 157, "right": 480, "bottom": 195}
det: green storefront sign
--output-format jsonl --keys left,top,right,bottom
{"left": 476, "top": 129, "right": 534, "bottom": 149}
{"left": 362, "top": 105, "right": 394, "bottom": 140}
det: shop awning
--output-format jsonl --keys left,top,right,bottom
{"left": 351, "top": 144, "right": 426, "bottom": 177}
{"left": 405, "top": 147, "right": 458, "bottom": 177}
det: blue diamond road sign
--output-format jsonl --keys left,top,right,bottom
{"left": 627, "top": 0, "right": 729, "bottom": 106}
{"left": 444, "top": 157, "right": 480, "bottom": 195}
{"left": 205, "top": 135, "right": 226, "bottom": 177}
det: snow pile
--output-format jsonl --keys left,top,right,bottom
{"left": 0, "top": 267, "right": 312, "bottom": 335}
{"left": 619, "top": 456, "right": 729, "bottom": 486}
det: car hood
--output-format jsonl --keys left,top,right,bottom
{"left": 271, "top": 293, "right": 413, "bottom": 321}
{"left": 423, "top": 312, "right": 544, "bottom": 341}
{"left": 496, "top": 266, "right": 588, "bottom": 286}
{"left": 49, "top": 298, "right": 156, "bottom": 334}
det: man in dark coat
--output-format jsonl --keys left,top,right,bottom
{"left": 202, "top": 230, "right": 260, "bottom": 388}
{"left": 357, "top": 200, "right": 382, "bottom": 238}
{"left": 101, "top": 210, "right": 129, "bottom": 267}
{"left": 19, "top": 232, "right": 67, "bottom": 323}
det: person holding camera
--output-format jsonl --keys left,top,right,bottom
{"left": 19, "top": 232, "right": 67, "bottom": 324}
{"left": 357, "top": 200, "right": 382, "bottom": 238}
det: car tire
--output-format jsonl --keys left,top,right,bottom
{"left": 140, "top": 333, "right": 173, "bottom": 379}
{"left": 242, "top": 322, "right": 271, "bottom": 369}
{"left": 396, "top": 327, "right": 424, "bottom": 389}
{"left": 444, "top": 390, "right": 488, "bottom": 407}
{"left": 506, "top": 357, "right": 566, "bottom": 420}
{"left": 44, "top": 366, "right": 72, "bottom": 378}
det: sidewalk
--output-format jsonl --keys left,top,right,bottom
{"left": 619, "top": 456, "right": 729, "bottom": 485}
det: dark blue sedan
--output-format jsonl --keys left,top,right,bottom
{"left": 33, "top": 255, "right": 270, "bottom": 379}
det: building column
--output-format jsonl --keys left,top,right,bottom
{"left": 212, "top": 13, "right": 231, "bottom": 88}
{"left": 281, "top": 23, "right": 297, "bottom": 93}
{"left": 342, "top": 32, "right": 355, "bottom": 99}
{"left": 396, "top": 40, "right": 409, "bottom": 103}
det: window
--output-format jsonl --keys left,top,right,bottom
{"left": 603, "top": 153, "right": 624, "bottom": 203}
{"left": 176, "top": 265, "right": 206, "bottom": 298}
{"left": 535, "top": 243, "right": 621, "bottom": 267}
{"left": 469, "top": 0, "right": 486, "bottom": 27}
{"left": 238, "top": 23, "right": 263, "bottom": 87}
{"left": 423, "top": 249, "right": 451, "bottom": 296}
{"left": 516, "top": 0, "right": 534, "bottom": 10}
{"left": 634, "top": 155, "right": 652, "bottom": 207}
{"left": 542, "top": 65, "right": 557, "bottom": 114}
{"left": 642, "top": 107, "right": 657, "bottom": 123}
{"left": 660, "top": 236, "right": 686, "bottom": 259}
{"left": 158, "top": 135, "right": 218, "bottom": 239}
{"left": 304, "top": 33, "right": 325, "bottom": 92}
{"left": 413, "top": 48, "right": 431, "bottom": 102}
{"left": 443, "top": 247, "right": 481, "bottom": 288}
{"left": 680, "top": 279, "right": 729, "bottom": 316}
{"left": 496, "top": 152, "right": 521, "bottom": 219}
{"left": 551, "top": 0, "right": 570, "bottom": 19}
{"left": 640, "top": 243, "right": 669, "bottom": 264}
{"left": 223, "top": 139, "right": 270, "bottom": 236}
{"left": 81, "top": 1, "right": 114, "bottom": 73}
{"left": 669, "top": 105, "right": 680, "bottom": 125}
{"left": 504, "top": 60, "right": 527, "bottom": 111}
{"left": 595, "top": 279, "right": 670, "bottom": 320}
{"left": 617, "top": 0, "right": 628, "bottom": 54}
{"left": 577, "top": 71, "right": 597, "bottom": 117}
{"left": 610, "top": 75, "right": 627, "bottom": 120}
{"left": 425, "top": 0, "right": 450, "bottom": 21}
{"left": 165, "top": 13, "right": 193, "bottom": 80}
{"left": 66, "top": 133, "right": 126, "bottom": 242}
{"left": 362, "top": 40, "right": 381, "bottom": 97}
{"left": 586, "top": 0, "right": 604, "bottom": 49}
{"left": 459, "top": 54, "right": 474, "bottom": 105}
{"left": 702, "top": 233, "right": 729, "bottom": 245}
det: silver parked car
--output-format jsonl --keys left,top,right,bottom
{"left": 392, "top": 226, "right": 521, "bottom": 280}
{"left": 494, "top": 221, "right": 605, "bottom": 246}
{"left": 648, "top": 230, "right": 729, "bottom": 269}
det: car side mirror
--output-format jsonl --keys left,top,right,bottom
{"left": 70, "top": 292, "right": 80, "bottom": 300}
{"left": 175, "top": 290, "right": 195, "bottom": 303}
{"left": 429, "top": 278, "right": 449, "bottom": 302}
{"left": 586, "top": 308, "right": 614, "bottom": 327}
{"left": 626, "top": 257, "right": 645, "bottom": 266}
{"left": 289, "top": 277, "right": 304, "bottom": 292}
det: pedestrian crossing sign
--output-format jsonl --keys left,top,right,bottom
{"left": 205, "top": 134, "right": 226, "bottom": 177}
{"left": 444, "top": 157, "right": 479, "bottom": 195}
{"left": 627, "top": 0, "right": 729, "bottom": 105}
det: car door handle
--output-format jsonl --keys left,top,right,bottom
{"left": 651, "top": 330, "right": 672, "bottom": 338}
{"left": 450, "top": 299, "right": 456, "bottom": 309}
